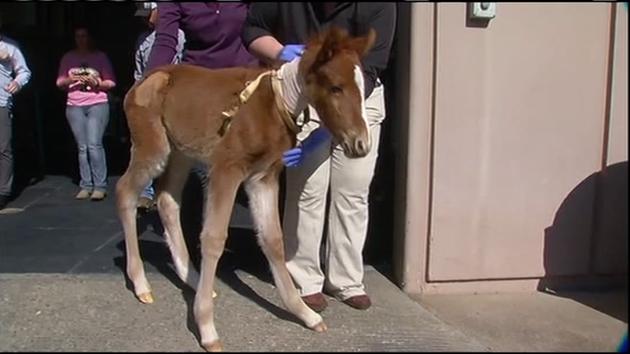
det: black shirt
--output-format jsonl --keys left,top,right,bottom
{"left": 242, "top": 2, "right": 396, "bottom": 98}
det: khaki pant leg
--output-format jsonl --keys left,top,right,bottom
{"left": 324, "top": 84, "right": 386, "bottom": 300}
{"left": 283, "top": 107, "right": 332, "bottom": 296}
{"left": 284, "top": 83, "right": 387, "bottom": 299}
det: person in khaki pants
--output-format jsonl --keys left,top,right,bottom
{"left": 243, "top": 3, "right": 396, "bottom": 311}
{"left": 283, "top": 81, "right": 387, "bottom": 311}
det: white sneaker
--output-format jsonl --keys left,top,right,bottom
{"left": 75, "top": 189, "right": 91, "bottom": 200}
{"left": 90, "top": 190, "right": 106, "bottom": 201}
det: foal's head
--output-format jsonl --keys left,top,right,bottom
{"left": 299, "top": 27, "right": 376, "bottom": 158}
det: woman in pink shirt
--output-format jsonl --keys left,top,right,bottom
{"left": 56, "top": 26, "right": 116, "bottom": 201}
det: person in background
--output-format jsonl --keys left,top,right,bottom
{"left": 56, "top": 26, "right": 116, "bottom": 201}
{"left": 0, "top": 31, "right": 31, "bottom": 211}
{"left": 133, "top": 2, "right": 185, "bottom": 210}
{"left": 243, "top": 3, "right": 396, "bottom": 312}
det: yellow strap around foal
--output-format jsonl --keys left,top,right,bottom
{"left": 219, "top": 70, "right": 272, "bottom": 136}
{"left": 221, "top": 70, "right": 272, "bottom": 119}
{"left": 219, "top": 70, "right": 299, "bottom": 136}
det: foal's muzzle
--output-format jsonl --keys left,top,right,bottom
{"left": 341, "top": 133, "right": 371, "bottom": 158}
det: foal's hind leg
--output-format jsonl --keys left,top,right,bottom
{"left": 116, "top": 147, "right": 169, "bottom": 304}
{"left": 156, "top": 150, "right": 204, "bottom": 292}
{"left": 245, "top": 168, "right": 326, "bottom": 332}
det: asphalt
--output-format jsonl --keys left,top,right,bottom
{"left": 0, "top": 175, "right": 489, "bottom": 352}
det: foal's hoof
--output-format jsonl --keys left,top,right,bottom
{"left": 202, "top": 340, "right": 223, "bottom": 352}
{"left": 212, "top": 290, "right": 217, "bottom": 299}
{"left": 137, "top": 292, "right": 154, "bottom": 304}
{"left": 311, "top": 321, "right": 328, "bottom": 333}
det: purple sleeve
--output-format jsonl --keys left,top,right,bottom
{"left": 146, "top": 3, "right": 182, "bottom": 72}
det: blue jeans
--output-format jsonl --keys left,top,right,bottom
{"left": 66, "top": 103, "right": 109, "bottom": 192}
{"left": 141, "top": 183, "right": 155, "bottom": 200}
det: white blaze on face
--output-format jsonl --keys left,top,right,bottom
{"left": 353, "top": 65, "right": 370, "bottom": 147}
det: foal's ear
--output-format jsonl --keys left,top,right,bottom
{"left": 348, "top": 28, "right": 376, "bottom": 58}
{"left": 314, "top": 27, "right": 346, "bottom": 65}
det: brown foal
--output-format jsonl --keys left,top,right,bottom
{"left": 116, "top": 27, "right": 375, "bottom": 351}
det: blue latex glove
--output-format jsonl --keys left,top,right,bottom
{"left": 282, "top": 127, "right": 331, "bottom": 167}
{"left": 277, "top": 44, "right": 305, "bottom": 62}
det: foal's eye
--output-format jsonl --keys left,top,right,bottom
{"left": 330, "top": 86, "right": 343, "bottom": 94}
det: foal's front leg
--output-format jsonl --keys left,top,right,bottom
{"left": 194, "top": 167, "right": 243, "bottom": 352}
{"left": 244, "top": 168, "right": 327, "bottom": 332}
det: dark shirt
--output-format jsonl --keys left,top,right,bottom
{"left": 147, "top": 2, "right": 257, "bottom": 72}
{"left": 242, "top": 2, "right": 396, "bottom": 98}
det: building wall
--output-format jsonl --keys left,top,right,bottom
{"left": 592, "top": 4, "right": 628, "bottom": 277}
{"left": 394, "top": 3, "right": 628, "bottom": 294}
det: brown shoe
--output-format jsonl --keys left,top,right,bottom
{"left": 343, "top": 294, "right": 371, "bottom": 310}
{"left": 302, "top": 293, "right": 328, "bottom": 313}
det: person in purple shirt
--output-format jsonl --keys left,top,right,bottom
{"left": 146, "top": 2, "right": 257, "bottom": 72}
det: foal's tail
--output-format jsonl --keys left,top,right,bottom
{"left": 116, "top": 70, "right": 173, "bottom": 303}
{"left": 119, "top": 70, "right": 172, "bottom": 197}
{"left": 123, "top": 70, "right": 172, "bottom": 143}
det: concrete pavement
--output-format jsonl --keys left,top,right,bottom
{"left": 1, "top": 175, "right": 626, "bottom": 352}
{"left": 0, "top": 176, "right": 488, "bottom": 352}
{"left": 0, "top": 271, "right": 489, "bottom": 352}
{"left": 416, "top": 291, "right": 627, "bottom": 352}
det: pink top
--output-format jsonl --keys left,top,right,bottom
{"left": 57, "top": 50, "right": 116, "bottom": 107}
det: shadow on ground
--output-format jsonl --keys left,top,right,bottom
{"left": 111, "top": 173, "right": 304, "bottom": 342}
{"left": 538, "top": 161, "right": 628, "bottom": 323}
